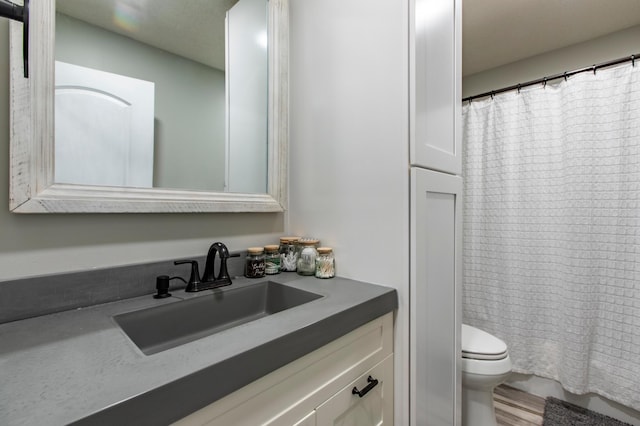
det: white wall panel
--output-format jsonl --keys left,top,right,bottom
{"left": 288, "top": 0, "right": 409, "bottom": 424}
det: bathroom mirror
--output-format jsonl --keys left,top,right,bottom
{"left": 8, "top": 0, "right": 288, "bottom": 213}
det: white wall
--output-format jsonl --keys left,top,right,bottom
{"left": 463, "top": 24, "right": 640, "bottom": 99}
{"left": 0, "top": 21, "right": 284, "bottom": 281}
{"left": 289, "top": 0, "right": 409, "bottom": 424}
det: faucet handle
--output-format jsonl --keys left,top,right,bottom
{"left": 174, "top": 260, "right": 202, "bottom": 292}
{"left": 218, "top": 252, "right": 240, "bottom": 277}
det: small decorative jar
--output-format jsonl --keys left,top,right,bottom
{"left": 264, "top": 245, "right": 281, "bottom": 275}
{"left": 279, "top": 237, "right": 300, "bottom": 272}
{"left": 245, "top": 247, "right": 265, "bottom": 278}
{"left": 296, "top": 238, "right": 319, "bottom": 276}
{"left": 315, "top": 247, "right": 335, "bottom": 279}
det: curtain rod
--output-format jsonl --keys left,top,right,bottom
{"left": 462, "top": 53, "right": 639, "bottom": 103}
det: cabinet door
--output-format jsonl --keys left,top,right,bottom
{"left": 315, "top": 355, "right": 393, "bottom": 426}
{"left": 410, "top": 168, "right": 462, "bottom": 425}
{"left": 411, "top": 0, "right": 462, "bottom": 174}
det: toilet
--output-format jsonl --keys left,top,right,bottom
{"left": 461, "top": 324, "right": 512, "bottom": 426}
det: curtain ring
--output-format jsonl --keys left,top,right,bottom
{"left": 592, "top": 64, "right": 597, "bottom": 74}
{"left": 632, "top": 55, "right": 636, "bottom": 67}
{"left": 517, "top": 83, "right": 521, "bottom": 94}
{"left": 491, "top": 91, "right": 495, "bottom": 99}
{"left": 542, "top": 77, "right": 547, "bottom": 88}
{"left": 563, "top": 72, "right": 568, "bottom": 81}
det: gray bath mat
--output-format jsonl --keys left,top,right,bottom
{"left": 543, "top": 397, "right": 632, "bottom": 425}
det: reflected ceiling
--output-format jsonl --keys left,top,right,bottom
{"left": 56, "top": 0, "right": 240, "bottom": 70}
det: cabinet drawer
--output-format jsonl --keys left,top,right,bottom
{"left": 316, "top": 355, "right": 394, "bottom": 425}
{"left": 292, "top": 411, "right": 316, "bottom": 426}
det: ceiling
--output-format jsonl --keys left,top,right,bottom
{"left": 58, "top": 0, "right": 640, "bottom": 76}
{"left": 463, "top": 0, "right": 640, "bottom": 76}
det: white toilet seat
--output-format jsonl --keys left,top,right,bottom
{"left": 462, "top": 354, "right": 512, "bottom": 375}
{"left": 463, "top": 350, "right": 507, "bottom": 361}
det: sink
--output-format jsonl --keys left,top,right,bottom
{"left": 114, "top": 281, "right": 322, "bottom": 355}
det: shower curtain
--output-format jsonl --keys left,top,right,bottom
{"left": 462, "top": 63, "right": 640, "bottom": 410}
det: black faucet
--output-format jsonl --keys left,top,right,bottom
{"left": 174, "top": 242, "right": 239, "bottom": 292}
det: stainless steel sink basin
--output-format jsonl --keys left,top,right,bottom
{"left": 114, "top": 281, "right": 322, "bottom": 355}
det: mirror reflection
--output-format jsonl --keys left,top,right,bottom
{"left": 54, "top": 0, "right": 268, "bottom": 194}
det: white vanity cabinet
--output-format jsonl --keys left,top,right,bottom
{"left": 173, "top": 312, "right": 394, "bottom": 426}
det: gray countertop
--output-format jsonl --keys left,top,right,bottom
{"left": 0, "top": 274, "right": 397, "bottom": 426}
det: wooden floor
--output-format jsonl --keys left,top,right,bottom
{"left": 494, "top": 385, "right": 545, "bottom": 426}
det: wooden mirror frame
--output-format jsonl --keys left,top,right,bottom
{"left": 9, "top": 0, "right": 288, "bottom": 213}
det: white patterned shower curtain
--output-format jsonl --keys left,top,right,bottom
{"left": 462, "top": 63, "right": 640, "bottom": 410}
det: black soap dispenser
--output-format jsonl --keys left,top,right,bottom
{"left": 153, "top": 275, "right": 172, "bottom": 299}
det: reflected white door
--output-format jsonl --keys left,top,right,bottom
{"left": 55, "top": 61, "right": 155, "bottom": 188}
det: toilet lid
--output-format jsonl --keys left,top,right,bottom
{"left": 462, "top": 324, "right": 508, "bottom": 360}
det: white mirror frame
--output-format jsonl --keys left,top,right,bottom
{"left": 9, "top": 0, "right": 288, "bottom": 213}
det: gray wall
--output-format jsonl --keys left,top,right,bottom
{"left": 463, "top": 25, "right": 640, "bottom": 99}
{"left": 0, "top": 21, "right": 284, "bottom": 281}
{"left": 56, "top": 13, "right": 227, "bottom": 191}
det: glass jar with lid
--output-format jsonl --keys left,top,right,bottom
{"left": 279, "top": 237, "right": 300, "bottom": 272}
{"left": 245, "top": 247, "right": 265, "bottom": 278}
{"left": 296, "top": 238, "right": 319, "bottom": 276}
{"left": 315, "top": 247, "right": 335, "bottom": 279}
{"left": 264, "top": 245, "right": 281, "bottom": 275}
